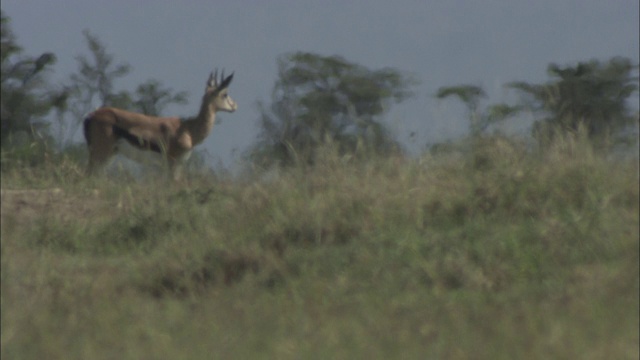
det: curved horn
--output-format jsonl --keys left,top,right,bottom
{"left": 207, "top": 69, "right": 217, "bottom": 88}
{"left": 218, "top": 71, "right": 234, "bottom": 90}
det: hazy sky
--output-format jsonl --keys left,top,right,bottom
{"left": 2, "top": 0, "right": 639, "bottom": 167}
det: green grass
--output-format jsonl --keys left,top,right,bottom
{"left": 2, "top": 135, "right": 638, "bottom": 359}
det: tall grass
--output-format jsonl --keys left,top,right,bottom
{"left": 2, "top": 134, "right": 638, "bottom": 359}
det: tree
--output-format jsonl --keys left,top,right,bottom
{"left": 436, "top": 85, "right": 520, "bottom": 137}
{"left": 1, "top": 11, "right": 61, "bottom": 166}
{"left": 507, "top": 57, "right": 639, "bottom": 145}
{"left": 72, "top": 29, "right": 132, "bottom": 107}
{"left": 133, "top": 79, "right": 188, "bottom": 116}
{"left": 55, "top": 30, "right": 132, "bottom": 146}
{"left": 249, "top": 52, "right": 416, "bottom": 167}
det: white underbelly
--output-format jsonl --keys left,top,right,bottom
{"left": 115, "top": 139, "right": 166, "bottom": 167}
{"left": 114, "top": 140, "right": 192, "bottom": 167}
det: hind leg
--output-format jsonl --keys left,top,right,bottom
{"left": 86, "top": 122, "right": 116, "bottom": 176}
{"left": 87, "top": 150, "right": 113, "bottom": 176}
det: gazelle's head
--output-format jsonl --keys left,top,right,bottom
{"left": 206, "top": 69, "right": 237, "bottom": 113}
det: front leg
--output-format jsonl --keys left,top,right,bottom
{"left": 168, "top": 159, "right": 184, "bottom": 182}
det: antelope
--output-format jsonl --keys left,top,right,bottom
{"left": 83, "top": 70, "right": 237, "bottom": 180}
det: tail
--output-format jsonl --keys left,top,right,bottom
{"left": 83, "top": 117, "right": 92, "bottom": 146}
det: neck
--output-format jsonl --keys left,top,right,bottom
{"left": 184, "top": 96, "right": 216, "bottom": 145}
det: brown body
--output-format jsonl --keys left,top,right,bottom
{"left": 83, "top": 70, "right": 236, "bottom": 179}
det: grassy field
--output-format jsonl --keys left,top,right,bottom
{"left": 1, "top": 135, "right": 638, "bottom": 359}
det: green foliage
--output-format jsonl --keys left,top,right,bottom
{"left": 0, "top": 11, "right": 20, "bottom": 62}
{"left": 507, "top": 57, "right": 639, "bottom": 145}
{"left": 52, "top": 30, "right": 132, "bottom": 147}
{"left": 436, "top": 84, "right": 522, "bottom": 137}
{"left": 249, "top": 52, "right": 417, "bottom": 167}
{"left": 91, "top": 79, "right": 190, "bottom": 117}
{"left": 132, "top": 79, "right": 188, "bottom": 116}
{"left": 437, "top": 57, "right": 639, "bottom": 149}
{"left": 436, "top": 85, "right": 486, "bottom": 107}
{"left": 2, "top": 135, "right": 638, "bottom": 358}
{"left": 1, "top": 11, "right": 62, "bottom": 168}
{"left": 436, "top": 85, "right": 486, "bottom": 136}
{"left": 71, "top": 29, "right": 132, "bottom": 107}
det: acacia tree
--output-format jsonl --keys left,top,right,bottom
{"left": 1, "top": 12, "right": 56, "bottom": 140}
{"left": 132, "top": 79, "right": 188, "bottom": 116}
{"left": 55, "top": 30, "right": 132, "bottom": 147}
{"left": 507, "top": 57, "right": 639, "bottom": 145}
{"left": 249, "top": 52, "right": 416, "bottom": 167}
{"left": 435, "top": 85, "right": 521, "bottom": 137}
{"left": 1, "top": 11, "right": 62, "bottom": 166}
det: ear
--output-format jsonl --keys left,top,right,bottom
{"left": 218, "top": 72, "right": 234, "bottom": 90}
